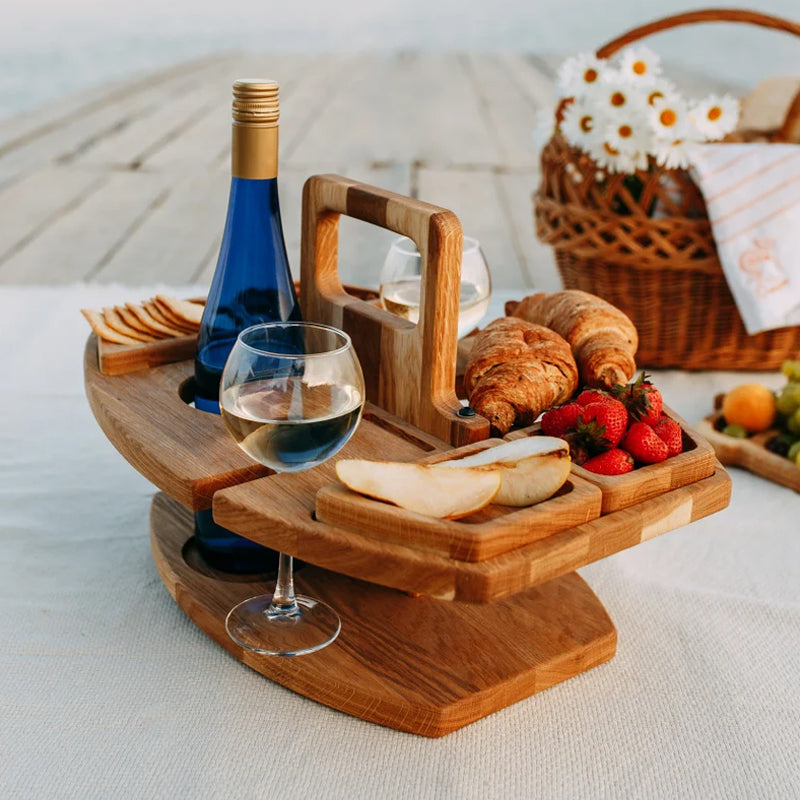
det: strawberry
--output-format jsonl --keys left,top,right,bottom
{"left": 582, "top": 448, "right": 634, "bottom": 475}
{"left": 652, "top": 415, "right": 683, "bottom": 456}
{"left": 577, "top": 399, "right": 629, "bottom": 448}
{"left": 541, "top": 402, "right": 582, "bottom": 437}
{"left": 575, "top": 388, "right": 612, "bottom": 407}
{"left": 612, "top": 372, "right": 663, "bottom": 426}
{"left": 621, "top": 421, "right": 669, "bottom": 464}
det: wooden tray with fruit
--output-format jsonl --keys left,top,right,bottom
{"left": 85, "top": 174, "right": 731, "bottom": 737}
{"left": 696, "top": 368, "right": 800, "bottom": 492}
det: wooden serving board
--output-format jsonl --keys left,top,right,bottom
{"left": 696, "top": 411, "right": 800, "bottom": 492}
{"left": 151, "top": 492, "right": 617, "bottom": 738}
{"left": 507, "top": 407, "right": 718, "bottom": 514}
{"left": 316, "top": 439, "right": 604, "bottom": 561}
{"left": 98, "top": 333, "right": 197, "bottom": 376}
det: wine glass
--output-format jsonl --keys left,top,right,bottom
{"left": 219, "top": 321, "right": 365, "bottom": 656}
{"left": 379, "top": 235, "right": 492, "bottom": 339}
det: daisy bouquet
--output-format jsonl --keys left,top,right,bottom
{"left": 554, "top": 46, "right": 739, "bottom": 176}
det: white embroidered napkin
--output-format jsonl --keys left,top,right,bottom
{"left": 688, "top": 143, "right": 800, "bottom": 334}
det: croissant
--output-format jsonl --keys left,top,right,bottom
{"left": 464, "top": 317, "right": 579, "bottom": 435}
{"left": 505, "top": 290, "right": 638, "bottom": 389}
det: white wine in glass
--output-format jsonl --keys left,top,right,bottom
{"left": 219, "top": 321, "right": 365, "bottom": 656}
{"left": 379, "top": 235, "right": 491, "bottom": 338}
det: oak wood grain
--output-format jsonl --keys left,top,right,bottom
{"left": 315, "top": 439, "right": 604, "bottom": 561}
{"left": 300, "top": 173, "right": 489, "bottom": 447}
{"left": 151, "top": 491, "right": 617, "bottom": 737}
{"left": 696, "top": 411, "right": 800, "bottom": 492}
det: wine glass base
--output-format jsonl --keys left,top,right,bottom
{"left": 225, "top": 587, "right": 341, "bottom": 657}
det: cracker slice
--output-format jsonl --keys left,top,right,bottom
{"left": 152, "top": 296, "right": 200, "bottom": 332}
{"left": 143, "top": 300, "right": 196, "bottom": 336}
{"left": 125, "top": 302, "right": 187, "bottom": 338}
{"left": 155, "top": 294, "right": 204, "bottom": 327}
{"left": 116, "top": 304, "right": 165, "bottom": 337}
{"left": 102, "top": 307, "right": 157, "bottom": 342}
{"left": 81, "top": 308, "right": 142, "bottom": 346}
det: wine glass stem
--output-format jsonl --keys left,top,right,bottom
{"left": 268, "top": 552, "right": 301, "bottom": 618}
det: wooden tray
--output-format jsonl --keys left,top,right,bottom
{"left": 696, "top": 409, "right": 800, "bottom": 492}
{"left": 85, "top": 173, "right": 732, "bottom": 736}
{"left": 315, "top": 439, "right": 604, "bottom": 561}
{"left": 506, "top": 407, "right": 717, "bottom": 514}
{"left": 151, "top": 492, "right": 616, "bottom": 738}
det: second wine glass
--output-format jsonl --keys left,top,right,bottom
{"left": 379, "top": 235, "right": 491, "bottom": 339}
{"left": 219, "top": 321, "right": 365, "bottom": 656}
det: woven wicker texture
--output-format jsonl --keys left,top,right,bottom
{"left": 534, "top": 8, "right": 800, "bottom": 370}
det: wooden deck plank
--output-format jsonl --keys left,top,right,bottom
{"left": 92, "top": 170, "right": 230, "bottom": 284}
{"left": 0, "top": 55, "right": 237, "bottom": 186}
{"left": 287, "top": 53, "right": 500, "bottom": 168}
{"left": 0, "top": 170, "right": 171, "bottom": 283}
{"left": 0, "top": 165, "right": 105, "bottom": 264}
{"left": 416, "top": 167, "right": 527, "bottom": 290}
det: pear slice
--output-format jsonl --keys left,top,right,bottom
{"left": 436, "top": 436, "right": 571, "bottom": 507}
{"left": 335, "top": 460, "right": 501, "bottom": 519}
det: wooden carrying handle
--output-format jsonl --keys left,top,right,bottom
{"left": 596, "top": 8, "right": 800, "bottom": 58}
{"left": 299, "top": 174, "right": 489, "bottom": 447}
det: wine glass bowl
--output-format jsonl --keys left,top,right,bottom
{"left": 379, "top": 235, "right": 491, "bottom": 339}
{"left": 219, "top": 321, "right": 365, "bottom": 656}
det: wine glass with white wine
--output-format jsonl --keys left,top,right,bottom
{"left": 379, "top": 235, "right": 491, "bottom": 339}
{"left": 219, "top": 321, "right": 365, "bottom": 656}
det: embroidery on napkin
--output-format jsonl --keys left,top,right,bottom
{"left": 688, "top": 143, "right": 800, "bottom": 334}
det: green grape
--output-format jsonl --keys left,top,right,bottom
{"left": 776, "top": 382, "right": 800, "bottom": 416}
{"left": 723, "top": 423, "right": 748, "bottom": 438}
{"left": 781, "top": 360, "right": 800, "bottom": 382}
{"left": 788, "top": 440, "right": 800, "bottom": 463}
{"left": 787, "top": 407, "right": 800, "bottom": 435}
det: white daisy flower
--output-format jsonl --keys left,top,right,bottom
{"left": 556, "top": 52, "right": 608, "bottom": 98}
{"left": 590, "top": 140, "right": 639, "bottom": 174}
{"left": 594, "top": 78, "right": 648, "bottom": 118}
{"left": 615, "top": 46, "right": 662, "bottom": 85}
{"left": 649, "top": 93, "right": 693, "bottom": 141}
{"left": 644, "top": 77, "right": 678, "bottom": 109}
{"left": 652, "top": 139, "right": 694, "bottom": 170}
{"left": 605, "top": 117, "right": 649, "bottom": 155}
{"left": 559, "top": 97, "right": 602, "bottom": 152}
{"left": 690, "top": 94, "right": 740, "bottom": 140}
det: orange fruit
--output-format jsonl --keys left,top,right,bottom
{"left": 721, "top": 383, "right": 776, "bottom": 433}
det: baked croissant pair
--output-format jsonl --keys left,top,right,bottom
{"left": 464, "top": 290, "right": 638, "bottom": 435}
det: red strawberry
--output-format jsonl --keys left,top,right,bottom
{"left": 652, "top": 415, "right": 683, "bottom": 456}
{"left": 582, "top": 448, "right": 634, "bottom": 475}
{"left": 575, "top": 388, "right": 612, "bottom": 407}
{"left": 541, "top": 402, "right": 582, "bottom": 437}
{"left": 577, "top": 399, "right": 629, "bottom": 448}
{"left": 621, "top": 421, "right": 669, "bottom": 464}
{"left": 612, "top": 372, "right": 663, "bottom": 426}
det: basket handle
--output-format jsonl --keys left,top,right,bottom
{"left": 596, "top": 9, "right": 800, "bottom": 142}
{"left": 596, "top": 8, "right": 800, "bottom": 59}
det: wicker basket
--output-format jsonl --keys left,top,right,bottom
{"left": 534, "top": 8, "right": 800, "bottom": 370}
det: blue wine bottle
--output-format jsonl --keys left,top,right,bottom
{"left": 194, "top": 79, "right": 300, "bottom": 573}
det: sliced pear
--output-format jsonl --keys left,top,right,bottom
{"left": 335, "top": 459, "right": 501, "bottom": 519}
{"left": 436, "top": 436, "right": 571, "bottom": 507}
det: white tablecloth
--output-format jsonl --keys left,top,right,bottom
{"left": 1, "top": 285, "right": 799, "bottom": 800}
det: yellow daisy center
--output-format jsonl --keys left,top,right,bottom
{"left": 583, "top": 68, "right": 598, "bottom": 83}
{"left": 618, "top": 125, "right": 633, "bottom": 138}
{"left": 648, "top": 90, "right": 664, "bottom": 106}
{"left": 611, "top": 91, "right": 626, "bottom": 107}
{"left": 707, "top": 106, "right": 722, "bottom": 121}
{"left": 604, "top": 143, "right": 620, "bottom": 156}
{"left": 659, "top": 109, "right": 677, "bottom": 127}
{"left": 633, "top": 61, "right": 647, "bottom": 75}
{"left": 579, "top": 115, "right": 594, "bottom": 133}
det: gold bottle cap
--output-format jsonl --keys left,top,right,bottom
{"left": 231, "top": 80, "right": 279, "bottom": 125}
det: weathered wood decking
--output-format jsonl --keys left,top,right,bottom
{"left": 0, "top": 52, "right": 564, "bottom": 292}
{"left": 0, "top": 52, "right": 732, "bottom": 292}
